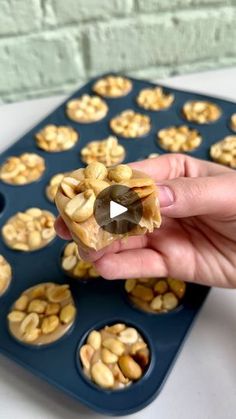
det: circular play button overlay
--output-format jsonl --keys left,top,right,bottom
{"left": 94, "top": 184, "right": 143, "bottom": 235}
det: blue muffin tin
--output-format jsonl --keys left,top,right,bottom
{"left": 0, "top": 74, "right": 235, "bottom": 416}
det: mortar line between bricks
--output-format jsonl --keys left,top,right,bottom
{"left": 1, "top": 57, "right": 236, "bottom": 101}
{"left": 0, "top": 4, "right": 235, "bottom": 42}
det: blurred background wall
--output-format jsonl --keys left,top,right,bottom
{"left": 0, "top": 0, "right": 236, "bottom": 103}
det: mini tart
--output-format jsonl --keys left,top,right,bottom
{"left": 1, "top": 208, "right": 56, "bottom": 252}
{"left": 93, "top": 75, "right": 132, "bottom": 98}
{"left": 230, "top": 114, "right": 236, "bottom": 132}
{"left": 61, "top": 241, "right": 99, "bottom": 279}
{"left": 125, "top": 277, "right": 186, "bottom": 314}
{"left": 136, "top": 87, "right": 174, "bottom": 111}
{"left": 182, "top": 100, "right": 222, "bottom": 124}
{"left": 7, "top": 282, "right": 76, "bottom": 346}
{"left": 0, "top": 153, "right": 45, "bottom": 185}
{"left": 0, "top": 255, "right": 12, "bottom": 296}
{"left": 35, "top": 125, "right": 79, "bottom": 152}
{"left": 110, "top": 110, "right": 151, "bottom": 138}
{"left": 80, "top": 136, "right": 125, "bottom": 166}
{"left": 210, "top": 135, "right": 236, "bottom": 168}
{"left": 66, "top": 94, "right": 108, "bottom": 123}
{"left": 157, "top": 125, "right": 202, "bottom": 152}
{"left": 55, "top": 162, "right": 161, "bottom": 252}
{"left": 80, "top": 323, "right": 150, "bottom": 390}
{"left": 46, "top": 173, "right": 65, "bottom": 203}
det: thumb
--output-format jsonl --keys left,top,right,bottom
{"left": 157, "top": 172, "right": 236, "bottom": 218}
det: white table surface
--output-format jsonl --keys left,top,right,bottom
{"left": 0, "top": 68, "right": 236, "bottom": 419}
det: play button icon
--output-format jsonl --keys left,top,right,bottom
{"left": 94, "top": 184, "right": 143, "bottom": 235}
{"left": 110, "top": 201, "right": 127, "bottom": 219}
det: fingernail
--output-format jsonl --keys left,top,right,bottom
{"left": 157, "top": 185, "right": 175, "bottom": 207}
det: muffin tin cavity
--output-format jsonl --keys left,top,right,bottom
{"left": 93, "top": 75, "right": 132, "bottom": 98}
{"left": 125, "top": 277, "right": 186, "bottom": 314}
{"left": 61, "top": 242, "right": 99, "bottom": 280}
{"left": 7, "top": 282, "right": 76, "bottom": 346}
{"left": 79, "top": 322, "right": 150, "bottom": 390}
{"left": 182, "top": 100, "right": 222, "bottom": 124}
{"left": 0, "top": 153, "right": 45, "bottom": 185}
{"left": 137, "top": 86, "right": 174, "bottom": 111}
{"left": 110, "top": 110, "right": 151, "bottom": 138}
{"left": 1, "top": 208, "right": 56, "bottom": 251}
{"left": 1, "top": 73, "right": 233, "bottom": 416}
{"left": 66, "top": 95, "right": 108, "bottom": 123}
{"left": 157, "top": 125, "right": 202, "bottom": 152}
{"left": 210, "top": 135, "right": 236, "bottom": 168}
{"left": 80, "top": 136, "right": 125, "bottom": 166}
{"left": 0, "top": 254, "right": 12, "bottom": 296}
{"left": 35, "top": 125, "right": 79, "bottom": 152}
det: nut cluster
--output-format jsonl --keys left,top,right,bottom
{"left": 80, "top": 136, "right": 125, "bottom": 166}
{"left": 35, "top": 125, "right": 79, "bottom": 152}
{"left": 56, "top": 162, "right": 161, "bottom": 251}
{"left": 80, "top": 323, "right": 150, "bottom": 390}
{"left": 62, "top": 242, "right": 99, "bottom": 279}
{"left": 8, "top": 283, "right": 76, "bottom": 345}
{"left": 0, "top": 255, "right": 12, "bottom": 296}
{"left": 137, "top": 87, "right": 174, "bottom": 111}
{"left": 157, "top": 125, "right": 202, "bottom": 152}
{"left": 46, "top": 173, "right": 65, "bottom": 203}
{"left": 182, "top": 101, "right": 222, "bottom": 124}
{"left": 2, "top": 208, "right": 56, "bottom": 251}
{"left": 125, "top": 277, "right": 186, "bottom": 313}
{"left": 210, "top": 135, "right": 236, "bottom": 168}
{"left": 0, "top": 153, "right": 45, "bottom": 185}
{"left": 66, "top": 95, "right": 108, "bottom": 123}
{"left": 93, "top": 75, "right": 132, "bottom": 98}
{"left": 230, "top": 114, "right": 236, "bottom": 132}
{"left": 110, "top": 109, "right": 151, "bottom": 138}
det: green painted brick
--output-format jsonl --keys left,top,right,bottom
{"left": 136, "top": 0, "right": 232, "bottom": 13}
{"left": 0, "top": 31, "right": 85, "bottom": 95}
{"left": 0, "top": 0, "right": 42, "bottom": 36}
{"left": 46, "top": 0, "right": 134, "bottom": 26}
{"left": 86, "top": 8, "right": 236, "bottom": 74}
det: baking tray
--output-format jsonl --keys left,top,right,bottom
{"left": 1, "top": 73, "right": 235, "bottom": 415}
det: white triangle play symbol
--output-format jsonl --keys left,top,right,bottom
{"left": 110, "top": 200, "right": 128, "bottom": 219}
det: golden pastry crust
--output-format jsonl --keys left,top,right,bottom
{"left": 80, "top": 136, "right": 125, "bottom": 166}
{"left": 93, "top": 75, "right": 132, "bottom": 98}
{"left": 230, "top": 114, "right": 236, "bottom": 132}
{"left": 137, "top": 87, "right": 174, "bottom": 111}
{"left": 2, "top": 208, "right": 56, "bottom": 252}
{"left": 0, "top": 153, "right": 45, "bottom": 185}
{"left": 157, "top": 125, "right": 202, "bottom": 152}
{"left": 80, "top": 323, "right": 150, "bottom": 390}
{"left": 8, "top": 282, "right": 76, "bottom": 346}
{"left": 35, "top": 125, "right": 79, "bottom": 152}
{"left": 182, "top": 100, "right": 222, "bottom": 124}
{"left": 61, "top": 241, "right": 99, "bottom": 279}
{"left": 55, "top": 162, "right": 161, "bottom": 251}
{"left": 66, "top": 95, "right": 108, "bottom": 123}
{"left": 210, "top": 135, "right": 236, "bottom": 168}
{"left": 110, "top": 110, "right": 151, "bottom": 138}
{"left": 125, "top": 277, "right": 186, "bottom": 314}
{"left": 0, "top": 255, "right": 12, "bottom": 296}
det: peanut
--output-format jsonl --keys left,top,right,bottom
{"left": 102, "top": 338, "right": 125, "bottom": 356}
{"left": 80, "top": 344, "right": 95, "bottom": 370}
{"left": 91, "top": 361, "right": 115, "bottom": 389}
{"left": 28, "top": 299, "right": 47, "bottom": 314}
{"left": 118, "top": 355, "right": 142, "bottom": 380}
{"left": 101, "top": 348, "right": 118, "bottom": 364}
{"left": 108, "top": 165, "right": 132, "bottom": 183}
{"left": 87, "top": 330, "right": 102, "bottom": 350}
{"left": 131, "top": 285, "right": 154, "bottom": 302}
{"left": 59, "top": 304, "right": 76, "bottom": 324}
{"left": 162, "top": 292, "right": 178, "bottom": 311}
{"left": 119, "top": 327, "right": 138, "bottom": 345}
{"left": 65, "top": 190, "right": 95, "bottom": 222}
{"left": 84, "top": 162, "right": 108, "bottom": 180}
{"left": 8, "top": 311, "right": 26, "bottom": 322}
{"left": 41, "top": 315, "right": 59, "bottom": 334}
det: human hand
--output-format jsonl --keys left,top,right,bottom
{"left": 55, "top": 154, "right": 236, "bottom": 288}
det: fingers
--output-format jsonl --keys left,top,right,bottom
{"left": 54, "top": 216, "right": 71, "bottom": 240}
{"left": 158, "top": 172, "right": 236, "bottom": 218}
{"left": 79, "top": 235, "right": 148, "bottom": 262}
{"left": 94, "top": 248, "right": 168, "bottom": 280}
{"left": 130, "top": 153, "right": 233, "bottom": 181}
